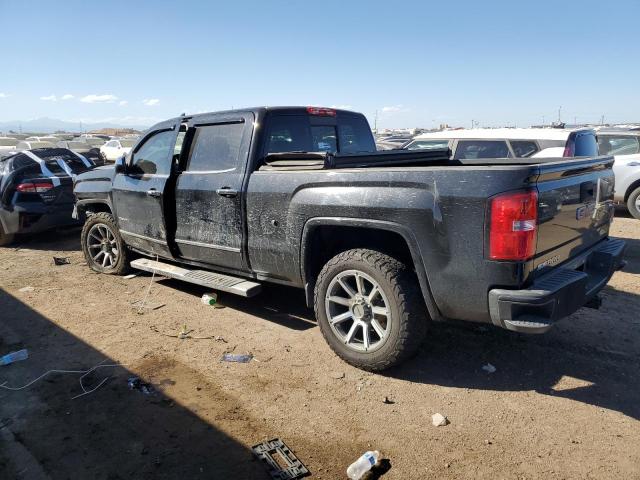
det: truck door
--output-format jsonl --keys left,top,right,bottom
{"left": 112, "top": 124, "right": 180, "bottom": 258}
{"left": 173, "top": 112, "right": 253, "bottom": 271}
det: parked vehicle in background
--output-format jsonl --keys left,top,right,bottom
{"left": 25, "top": 136, "right": 60, "bottom": 144}
{"left": 99, "top": 138, "right": 136, "bottom": 162}
{"left": 74, "top": 106, "right": 624, "bottom": 371}
{"left": 403, "top": 128, "right": 599, "bottom": 158}
{"left": 56, "top": 140, "right": 104, "bottom": 166}
{"left": 596, "top": 128, "right": 640, "bottom": 219}
{"left": 78, "top": 137, "right": 106, "bottom": 149}
{"left": 15, "top": 141, "right": 56, "bottom": 151}
{"left": 0, "top": 137, "right": 19, "bottom": 157}
{"left": 0, "top": 148, "right": 95, "bottom": 245}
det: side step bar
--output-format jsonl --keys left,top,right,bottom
{"left": 130, "top": 258, "right": 262, "bottom": 297}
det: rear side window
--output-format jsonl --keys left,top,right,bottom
{"left": 454, "top": 140, "right": 511, "bottom": 159}
{"left": 510, "top": 140, "right": 539, "bottom": 158}
{"left": 265, "top": 113, "right": 375, "bottom": 155}
{"left": 573, "top": 132, "right": 598, "bottom": 157}
{"left": 10, "top": 154, "right": 40, "bottom": 175}
{"left": 405, "top": 139, "right": 449, "bottom": 151}
{"left": 598, "top": 135, "right": 640, "bottom": 156}
{"left": 187, "top": 123, "right": 244, "bottom": 172}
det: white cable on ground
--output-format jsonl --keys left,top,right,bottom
{"left": 0, "top": 361, "right": 127, "bottom": 399}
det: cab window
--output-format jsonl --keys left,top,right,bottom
{"left": 130, "top": 130, "right": 175, "bottom": 175}
{"left": 454, "top": 140, "right": 511, "bottom": 159}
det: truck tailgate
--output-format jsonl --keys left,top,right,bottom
{"left": 533, "top": 156, "right": 615, "bottom": 274}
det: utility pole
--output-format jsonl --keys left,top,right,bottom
{"left": 558, "top": 106, "right": 562, "bottom": 123}
{"left": 374, "top": 110, "right": 378, "bottom": 132}
{"left": 542, "top": 115, "right": 545, "bottom": 125}
{"left": 574, "top": 116, "right": 577, "bottom": 126}
{"left": 600, "top": 115, "right": 605, "bottom": 125}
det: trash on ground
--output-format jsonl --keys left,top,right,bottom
{"left": 482, "top": 363, "right": 497, "bottom": 374}
{"left": 123, "top": 273, "right": 138, "bottom": 280}
{"left": 131, "top": 300, "right": 165, "bottom": 311}
{"left": 328, "top": 371, "right": 345, "bottom": 379}
{"left": 201, "top": 292, "right": 224, "bottom": 308}
{"left": 127, "top": 376, "right": 155, "bottom": 395}
{"left": 221, "top": 353, "right": 253, "bottom": 363}
{"left": 252, "top": 438, "right": 309, "bottom": 479}
{"left": 383, "top": 396, "right": 395, "bottom": 404}
{"left": 347, "top": 450, "right": 380, "bottom": 480}
{"left": 53, "top": 256, "right": 71, "bottom": 266}
{"left": 432, "top": 413, "right": 449, "bottom": 427}
{"left": 18, "top": 286, "right": 35, "bottom": 293}
{"left": 0, "top": 349, "right": 28, "bottom": 366}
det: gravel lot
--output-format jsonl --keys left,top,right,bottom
{"left": 0, "top": 215, "right": 639, "bottom": 479}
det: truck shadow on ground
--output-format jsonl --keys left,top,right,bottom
{"left": 0, "top": 288, "right": 270, "bottom": 479}
{"left": 10, "top": 227, "right": 81, "bottom": 253}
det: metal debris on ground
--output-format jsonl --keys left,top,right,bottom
{"left": 221, "top": 353, "right": 253, "bottom": 363}
{"left": 149, "top": 324, "right": 222, "bottom": 341}
{"left": 0, "top": 349, "right": 28, "bottom": 366}
{"left": 131, "top": 299, "right": 165, "bottom": 311}
{"left": 432, "top": 413, "right": 449, "bottom": 427}
{"left": 252, "top": 438, "right": 309, "bottom": 480}
{"left": 482, "top": 363, "right": 497, "bottom": 374}
{"left": 127, "top": 376, "right": 155, "bottom": 395}
{"left": 18, "top": 286, "right": 35, "bottom": 293}
{"left": 123, "top": 273, "right": 138, "bottom": 280}
{"left": 53, "top": 256, "right": 71, "bottom": 266}
{"left": 383, "top": 396, "right": 395, "bottom": 404}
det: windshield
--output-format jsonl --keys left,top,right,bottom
{"left": 37, "top": 148, "right": 93, "bottom": 174}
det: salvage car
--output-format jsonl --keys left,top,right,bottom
{"left": 596, "top": 129, "right": 640, "bottom": 219}
{"left": 403, "top": 127, "right": 599, "bottom": 158}
{"left": 56, "top": 140, "right": 104, "bottom": 166}
{"left": 0, "top": 148, "right": 95, "bottom": 245}
{"left": 15, "top": 140, "right": 56, "bottom": 151}
{"left": 74, "top": 107, "right": 625, "bottom": 371}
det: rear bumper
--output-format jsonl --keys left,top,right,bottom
{"left": 0, "top": 203, "right": 78, "bottom": 235}
{"left": 488, "top": 238, "right": 626, "bottom": 333}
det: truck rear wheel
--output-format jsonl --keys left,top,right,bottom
{"left": 626, "top": 186, "right": 640, "bottom": 220}
{"left": 81, "top": 212, "right": 130, "bottom": 275}
{"left": 314, "top": 248, "right": 428, "bottom": 371}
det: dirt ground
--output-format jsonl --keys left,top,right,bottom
{"left": 0, "top": 214, "right": 639, "bottom": 480}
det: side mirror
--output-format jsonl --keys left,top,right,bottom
{"left": 114, "top": 155, "right": 127, "bottom": 174}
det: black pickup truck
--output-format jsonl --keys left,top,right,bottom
{"left": 73, "top": 106, "right": 625, "bottom": 371}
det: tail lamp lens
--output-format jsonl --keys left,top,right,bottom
{"left": 489, "top": 190, "right": 538, "bottom": 261}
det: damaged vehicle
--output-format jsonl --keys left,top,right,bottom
{"left": 0, "top": 148, "right": 95, "bottom": 245}
{"left": 74, "top": 107, "right": 625, "bottom": 371}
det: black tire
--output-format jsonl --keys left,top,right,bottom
{"left": 626, "top": 186, "right": 640, "bottom": 220}
{"left": 314, "top": 248, "right": 429, "bottom": 371}
{"left": 81, "top": 212, "right": 130, "bottom": 275}
{"left": 0, "top": 224, "right": 14, "bottom": 247}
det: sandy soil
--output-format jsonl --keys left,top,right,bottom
{"left": 0, "top": 215, "right": 639, "bottom": 479}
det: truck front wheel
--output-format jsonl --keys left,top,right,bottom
{"left": 81, "top": 212, "right": 130, "bottom": 275}
{"left": 314, "top": 248, "right": 428, "bottom": 371}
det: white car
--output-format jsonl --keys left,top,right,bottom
{"left": 596, "top": 129, "right": 640, "bottom": 218}
{"left": 404, "top": 127, "right": 598, "bottom": 159}
{"left": 99, "top": 138, "right": 136, "bottom": 162}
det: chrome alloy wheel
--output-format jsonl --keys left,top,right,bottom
{"left": 324, "top": 269, "right": 391, "bottom": 352}
{"left": 86, "top": 223, "right": 119, "bottom": 269}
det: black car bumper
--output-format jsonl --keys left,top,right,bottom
{"left": 0, "top": 203, "right": 78, "bottom": 235}
{"left": 488, "top": 238, "right": 626, "bottom": 333}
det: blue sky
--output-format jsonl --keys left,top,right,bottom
{"left": 0, "top": 0, "right": 638, "bottom": 129}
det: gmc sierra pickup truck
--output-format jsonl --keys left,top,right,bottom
{"left": 73, "top": 106, "right": 625, "bottom": 371}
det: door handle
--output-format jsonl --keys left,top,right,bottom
{"left": 216, "top": 187, "right": 238, "bottom": 198}
{"left": 146, "top": 189, "right": 162, "bottom": 198}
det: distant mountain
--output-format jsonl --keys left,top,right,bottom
{"left": 0, "top": 117, "right": 151, "bottom": 134}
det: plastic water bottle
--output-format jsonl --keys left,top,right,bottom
{"left": 347, "top": 450, "right": 380, "bottom": 480}
{"left": 0, "top": 349, "right": 29, "bottom": 366}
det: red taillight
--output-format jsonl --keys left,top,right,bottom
{"left": 563, "top": 137, "right": 575, "bottom": 157}
{"left": 306, "top": 106, "right": 337, "bottom": 116}
{"left": 489, "top": 190, "right": 538, "bottom": 261}
{"left": 16, "top": 182, "right": 54, "bottom": 193}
